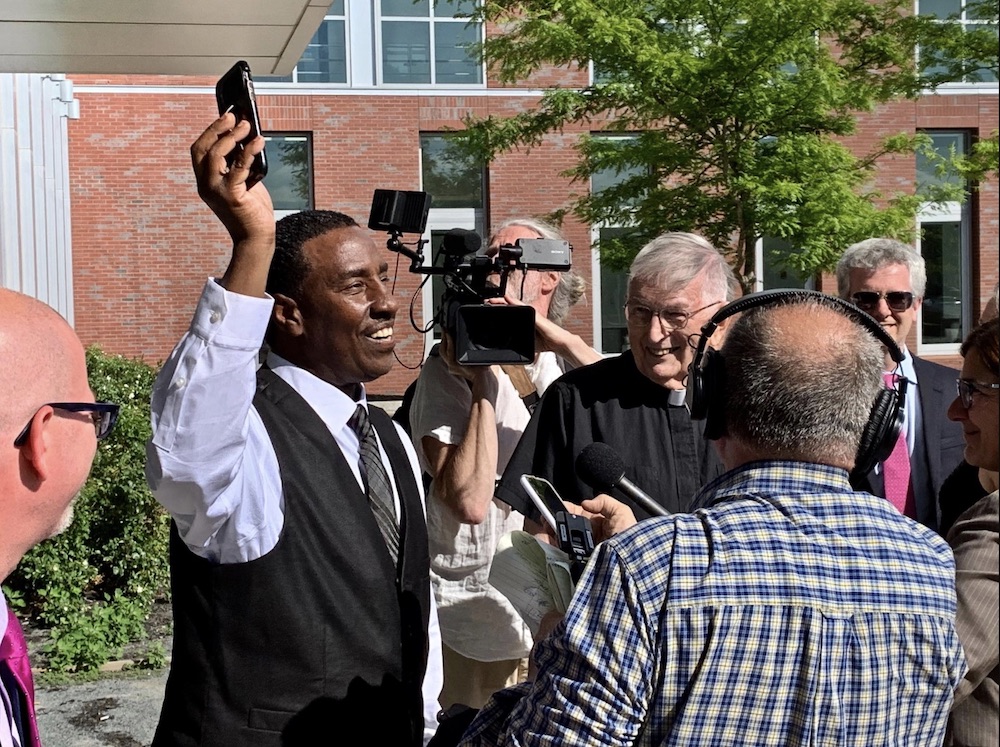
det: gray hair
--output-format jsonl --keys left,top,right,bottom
{"left": 721, "top": 298, "right": 884, "bottom": 468}
{"left": 490, "top": 217, "right": 585, "bottom": 325}
{"left": 835, "top": 238, "right": 927, "bottom": 299}
{"left": 627, "top": 232, "right": 737, "bottom": 304}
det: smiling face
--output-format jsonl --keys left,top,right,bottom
{"left": 948, "top": 349, "right": 1000, "bottom": 472}
{"left": 291, "top": 226, "right": 398, "bottom": 391}
{"left": 846, "top": 263, "right": 921, "bottom": 350}
{"left": 626, "top": 269, "right": 723, "bottom": 390}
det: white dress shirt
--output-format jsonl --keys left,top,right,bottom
{"left": 145, "top": 279, "right": 443, "bottom": 744}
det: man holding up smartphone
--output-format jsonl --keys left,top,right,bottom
{"left": 145, "top": 112, "right": 442, "bottom": 746}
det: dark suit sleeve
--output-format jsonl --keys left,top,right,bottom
{"left": 913, "top": 357, "right": 966, "bottom": 501}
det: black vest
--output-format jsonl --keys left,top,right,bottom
{"left": 154, "top": 369, "right": 431, "bottom": 747}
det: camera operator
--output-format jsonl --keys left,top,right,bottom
{"left": 408, "top": 218, "right": 601, "bottom": 711}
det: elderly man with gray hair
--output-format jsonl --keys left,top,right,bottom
{"left": 408, "top": 218, "right": 602, "bottom": 711}
{"left": 836, "top": 237, "right": 965, "bottom": 531}
{"left": 497, "top": 231, "right": 736, "bottom": 519}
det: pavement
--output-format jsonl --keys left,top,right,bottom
{"left": 35, "top": 669, "right": 167, "bottom": 747}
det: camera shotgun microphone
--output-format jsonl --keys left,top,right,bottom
{"left": 575, "top": 442, "right": 669, "bottom": 518}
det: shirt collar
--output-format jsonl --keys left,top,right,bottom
{"left": 690, "top": 460, "right": 856, "bottom": 512}
{"left": 892, "top": 347, "right": 917, "bottom": 385}
{"left": 266, "top": 351, "right": 367, "bottom": 434}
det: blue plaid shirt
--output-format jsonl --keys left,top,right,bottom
{"left": 461, "top": 461, "right": 966, "bottom": 746}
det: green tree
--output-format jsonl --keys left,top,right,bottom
{"left": 461, "top": 0, "right": 999, "bottom": 283}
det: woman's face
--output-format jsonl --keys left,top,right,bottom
{"left": 947, "top": 348, "right": 1000, "bottom": 472}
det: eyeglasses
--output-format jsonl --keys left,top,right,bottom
{"left": 624, "top": 299, "right": 724, "bottom": 331}
{"left": 956, "top": 379, "right": 1000, "bottom": 410}
{"left": 851, "top": 291, "right": 914, "bottom": 313}
{"left": 13, "top": 402, "right": 120, "bottom": 447}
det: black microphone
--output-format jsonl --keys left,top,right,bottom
{"left": 441, "top": 228, "right": 482, "bottom": 257}
{"left": 575, "top": 442, "right": 669, "bottom": 518}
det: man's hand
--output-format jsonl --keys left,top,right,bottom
{"left": 580, "top": 494, "right": 637, "bottom": 542}
{"left": 440, "top": 333, "right": 500, "bottom": 390}
{"left": 191, "top": 113, "right": 275, "bottom": 249}
{"left": 526, "top": 494, "right": 636, "bottom": 547}
{"left": 495, "top": 292, "right": 602, "bottom": 368}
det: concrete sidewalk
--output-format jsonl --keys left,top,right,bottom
{"left": 35, "top": 669, "right": 167, "bottom": 747}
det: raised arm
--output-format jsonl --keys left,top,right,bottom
{"left": 146, "top": 114, "right": 280, "bottom": 561}
{"left": 191, "top": 113, "right": 275, "bottom": 295}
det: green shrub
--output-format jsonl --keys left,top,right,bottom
{"left": 2, "top": 347, "right": 170, "bottom": 672}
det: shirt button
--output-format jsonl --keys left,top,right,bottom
{"left": 174, "top": 377, "right": 187, "bottom": 389}
{"left": 209, "top": 310, "right": 222, "bottom": 324}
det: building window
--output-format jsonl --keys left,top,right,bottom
{"left": 264, "top": 135, "right": 313, "bottom": 214}
{"left": 753, "top": 236, "right": 814, "bottom": 291}
{"left": 419, "top": 133, "right": 487, "bottom": 348}
{"left": 917, "top": 130, "right": 971, "bottom": 350}
{"left": 259, "top": 2, "right": 348, "bottom": 84}
{"left": 379, "top": 0, "right": 483, "bottom": 85}
{"left": 918, "top": 0, "right": 998, "bottom": 84}
{"left": 590, "top": 135, "right": 645, "bottom": 354}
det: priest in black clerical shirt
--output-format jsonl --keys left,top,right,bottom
{"left": 496, "top": 232, "right": 738, "bottom": 519}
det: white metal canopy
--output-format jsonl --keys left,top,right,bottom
{"left": 0, "top": 0, "right": 330, "bottom": 75}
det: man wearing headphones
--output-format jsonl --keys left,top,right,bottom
{"left": 837, "top": 238, "right": 965, "bottom": 531}
{"left": 460, "top": 292, "right": 966, "bottom": 746}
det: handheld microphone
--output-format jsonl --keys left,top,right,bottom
{"left": 575, "top": 442, "right": 669, "bottom": 518}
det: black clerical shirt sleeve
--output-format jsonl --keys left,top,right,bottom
{"left": 494, "top": 378, "right": 576, "bottom": 520}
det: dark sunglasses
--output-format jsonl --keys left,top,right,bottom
{"left": 851, "top": 291, "right": 914, "bottom": 313}
{"left": 13, "top": 402, "right": 120, "bottom": 447}
{"left": 956, "top": 379, "right": 1000, "bottom": 410}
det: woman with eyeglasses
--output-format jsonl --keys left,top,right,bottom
{"left": 944, "top": 316, "right": 999, "bottom": 747}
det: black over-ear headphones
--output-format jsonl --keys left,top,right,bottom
{"left": 687, "top": 288, "right": 906, "bottom": 477}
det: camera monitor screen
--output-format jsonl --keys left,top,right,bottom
{"left": 453, "top": 304, "right": 535, "bottom": 365}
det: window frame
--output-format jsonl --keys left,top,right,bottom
{"left": 916, "top": 0, "right": 999, "bottom": 89}
{"left": 258, "top": 3, "right": 352, "bottom": 87}
{"left": 263, "top": 132, "right": 314, "bottom": 219}
{"left": 915, "top": 129, "right": 973, "bottom": 355}
{"left": 418, "top": 132, "right": 488, "bottom": 353}
{"left": 375, "top": 0, "right": 485, "bottom": 88}
{"left": 588, "top": 133, "right": 645, "bottom": 356}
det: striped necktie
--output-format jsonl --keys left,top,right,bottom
{"left": 349, "top": 405, "right": 400, "bottom": 565}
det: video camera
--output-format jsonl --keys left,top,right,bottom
{"left": 368, "top": 188, "right": 572, "bottom": 365}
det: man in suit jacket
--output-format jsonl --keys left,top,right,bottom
{"left": 837, "top": 238, "right": 965, "bottom": 531}
{"left": 1, "top": 290, "right": 118, "bottom": 747}
{"left": 145, "top": 113, "right": 442, "bottom": 746}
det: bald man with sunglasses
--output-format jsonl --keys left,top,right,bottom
{"left": 837, "top": 238, "right": 965, "bottom": 532}
{"left": 1, "top": 289, "right": 119, "bottom": 747}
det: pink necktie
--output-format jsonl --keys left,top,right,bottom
{"left": 882, "top": 373, "right": 916, "bottom": 518}
{"left": 0, "top": 606, "right": 41, "bottom": 747}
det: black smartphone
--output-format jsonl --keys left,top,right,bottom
{"left": 215, "top": 60, "right": 267, "bottom": 187}
{"left": 520, "top": 474, "right": 563, "bottom": 533}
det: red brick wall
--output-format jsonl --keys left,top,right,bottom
{"left": 68, "top": 86, "right": 595, "bottom": 394}
{"left": 68, "top": 79, "right": 997, "bottom": 392}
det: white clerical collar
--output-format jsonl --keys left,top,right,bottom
{"left": 667, "top": 388, "right": 687, "bottom": 407}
